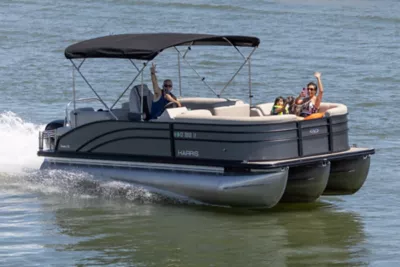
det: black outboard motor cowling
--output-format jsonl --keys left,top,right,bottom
{"left": 45, "top": 119, "right": 64, "bottom": 131}
{"left": 44, "top": 119, "right": 64, "bottom": 150}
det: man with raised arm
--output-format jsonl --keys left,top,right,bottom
{"left": 149, "top": 63, "right": 182, "bottom": 119}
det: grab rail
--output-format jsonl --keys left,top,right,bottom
{"left": 38, "top": 131, "right": 43, "bottom": 151}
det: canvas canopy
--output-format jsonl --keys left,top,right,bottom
{"left": 65, "top": 33, "right": 260, "bottom": 60}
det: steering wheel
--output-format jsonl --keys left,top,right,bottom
{"left": 164, "top": 102, "right": 179, "bottom": 109}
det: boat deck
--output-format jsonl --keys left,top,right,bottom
{"left": 247, "top": 147, "right": 375, "bottom": 168}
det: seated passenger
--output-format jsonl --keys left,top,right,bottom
{"left": 295, "top": 72, "right": 324, "bottom": 117}
{"left": 149, "top": 63, "right": 182, "bottom": 119}
{"left": 289, "top": 87, "right": 308, "bottom": 115}
{"left": 271, "top": 96, "right": 288, "bottom": 115}
{"left": 285, "top": 96, "right": 295, "bottom": 114}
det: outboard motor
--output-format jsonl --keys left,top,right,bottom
{"left": 45, "top": 119, "right": 64, "bottom": 131}
{"left": 43, "top": 119, "right": 64, "bottom": 150}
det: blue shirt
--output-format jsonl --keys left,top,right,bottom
{"left": 150, "top": 90, "right": 170, "bottom": 119}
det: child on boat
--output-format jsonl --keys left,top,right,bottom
{"left": 271, "top": 96, "right": 288, "bottom": 115}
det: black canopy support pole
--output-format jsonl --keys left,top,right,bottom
{"left": 72, "top": 58, "right": 86, "bottom": 127}
{"left": 77, "top": 58, "right": 86, "bottom": 69}
{"left": 222, "top": 37, "right": 246, "bottom": 60}
{"left": 72, "top": 64, "right": 76, "bottom": 127}
{"left": 110, "top": 61, "right": 147, "bottom": 109}
{"left": 69, "top": 59, "right": 118, "bottom": 120}
{"left": 140, "top": 64, "right": 144, "bottom": 121}
{"left": 223, "top": 37, "right": 253, "bottom": 104}
{"left": 219, "top": 46, "right": 257, "bottom": 97}
{"left": 174, "top": 47, "right": 219, "bottom": 97}
{"left": 129, "top": 59, "right": 140, "bottom": 72}
{"left": 182, "top": 42, "right": 193, "bottom": 59}
{"left": 248, "top": 57, "right": 252, "bottom": 106}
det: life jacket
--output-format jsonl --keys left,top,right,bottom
{"left": 271, "top": 105, "right": 288, "bottom": 115}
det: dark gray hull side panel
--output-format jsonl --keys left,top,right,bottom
{"left": 80, "top": 129, "right": 169, "bottom": 152}
{"left": 332, "top": 132, "right": 349, "bottom": 152}
{"left": 175, "top": 130, "right": 298, "bottom": 142}
{"left": 53, "top": 115, "right": 352, "bottom": 161}
{"left": 174, "top": 122, "right": 298, "bottom": 133}
{"left": 332, "top": 122, "right": 348, "bottom": 133}
{"left": 300, "top": 119, "right": 328, "bottom": 128}
{"left": 58, "top": 121, "right": 169, "bottom": 152}
{"left": 92, "top": 139, "right": 171, "bottom": 157}
{"left": 175, "top": 140, "right": 299, "bottom": 161}
{"left": 301, "top": 125, "right": 329, "bottom": 138}
{"left": 331, "top": 115, "right": 347, "bottom": 124}
{"left": 330, "top": 115, "right": 349, "bottom": 152}
{"left": 302, "top": 136, "right": 330, "bottom": 156}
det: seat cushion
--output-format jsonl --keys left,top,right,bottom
{"left": 254, "top": 103, "right": 274, "bottom": 116}
{"left": 212, "top": 104, "right": 250, "bottom": 117}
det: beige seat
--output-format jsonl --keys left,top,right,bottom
{"left": 154, "top": 107, "right": 189, "bottom": 121}
{"left": 175, "top": 112, "right": 298, "bottom": 125}
{"left": 179, "top": 97, "right": 244, "bottom": 111}
{"left": 212, "top": 103, "right": 250, "bottom": 117}
{"left": 254, "top": 103, "right": 274, "bottom": 116}
{"left": 319, "top": 103, "right": 348, "bottom": 116}
{"left": 173, "top": 109, "right": 213, "bottom": 119}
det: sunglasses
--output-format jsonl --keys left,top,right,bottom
{"left": 307, "top": 87, "right": 316, "bottom": 91}
{"left": 163, "top": 84, "right": 173, "bottom": 88}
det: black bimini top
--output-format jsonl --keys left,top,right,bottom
{"left": 64, "top": 33, "right": 260, "bottom": 60}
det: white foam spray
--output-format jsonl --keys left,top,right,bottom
{"left": 0, "top": 111, "right": 44, "bottom": 174}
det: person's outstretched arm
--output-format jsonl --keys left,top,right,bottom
{"left": 165, "top": 93, "right": 182, "bottom": 107}
{"left": 150, "top": 63, "right": 162, "bottom": 99}
{"left": 314, "top": 72, "right": 324, "bottom": 109}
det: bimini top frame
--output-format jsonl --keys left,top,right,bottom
{"left": 65, "top": 33, "right": 260, "bottom": 122}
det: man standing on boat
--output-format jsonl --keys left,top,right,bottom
{"left": 149, "top": 63, "right": 182, "bottom": 119}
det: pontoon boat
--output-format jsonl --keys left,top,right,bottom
{"left": 38, "top": 33, "right": 374, "bottom": 208}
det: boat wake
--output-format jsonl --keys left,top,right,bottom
{"left": 0, "top": 111, "right": 44, "bottom": 173}
{"left": 0, "top": 112, "right": 196, "bottom": 205}
{"left": 1, "top": 168, "right": 168, "bottom": 203}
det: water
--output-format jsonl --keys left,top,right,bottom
{"left": 0, "top": 0, "right": 399, "bottom": 265}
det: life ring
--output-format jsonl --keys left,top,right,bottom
{"left": 304, "top": 112, "right": 325, "bottom": 120}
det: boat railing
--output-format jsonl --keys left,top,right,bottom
{"left": 65, "top": 98, "right": 118, "bottom": 126}
{"left": 38, "top": 131, "right": 43, "bottom": 151}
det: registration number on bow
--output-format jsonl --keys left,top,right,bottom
{"left": 174, "top": 131, "right": 197, "bottom": 139}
